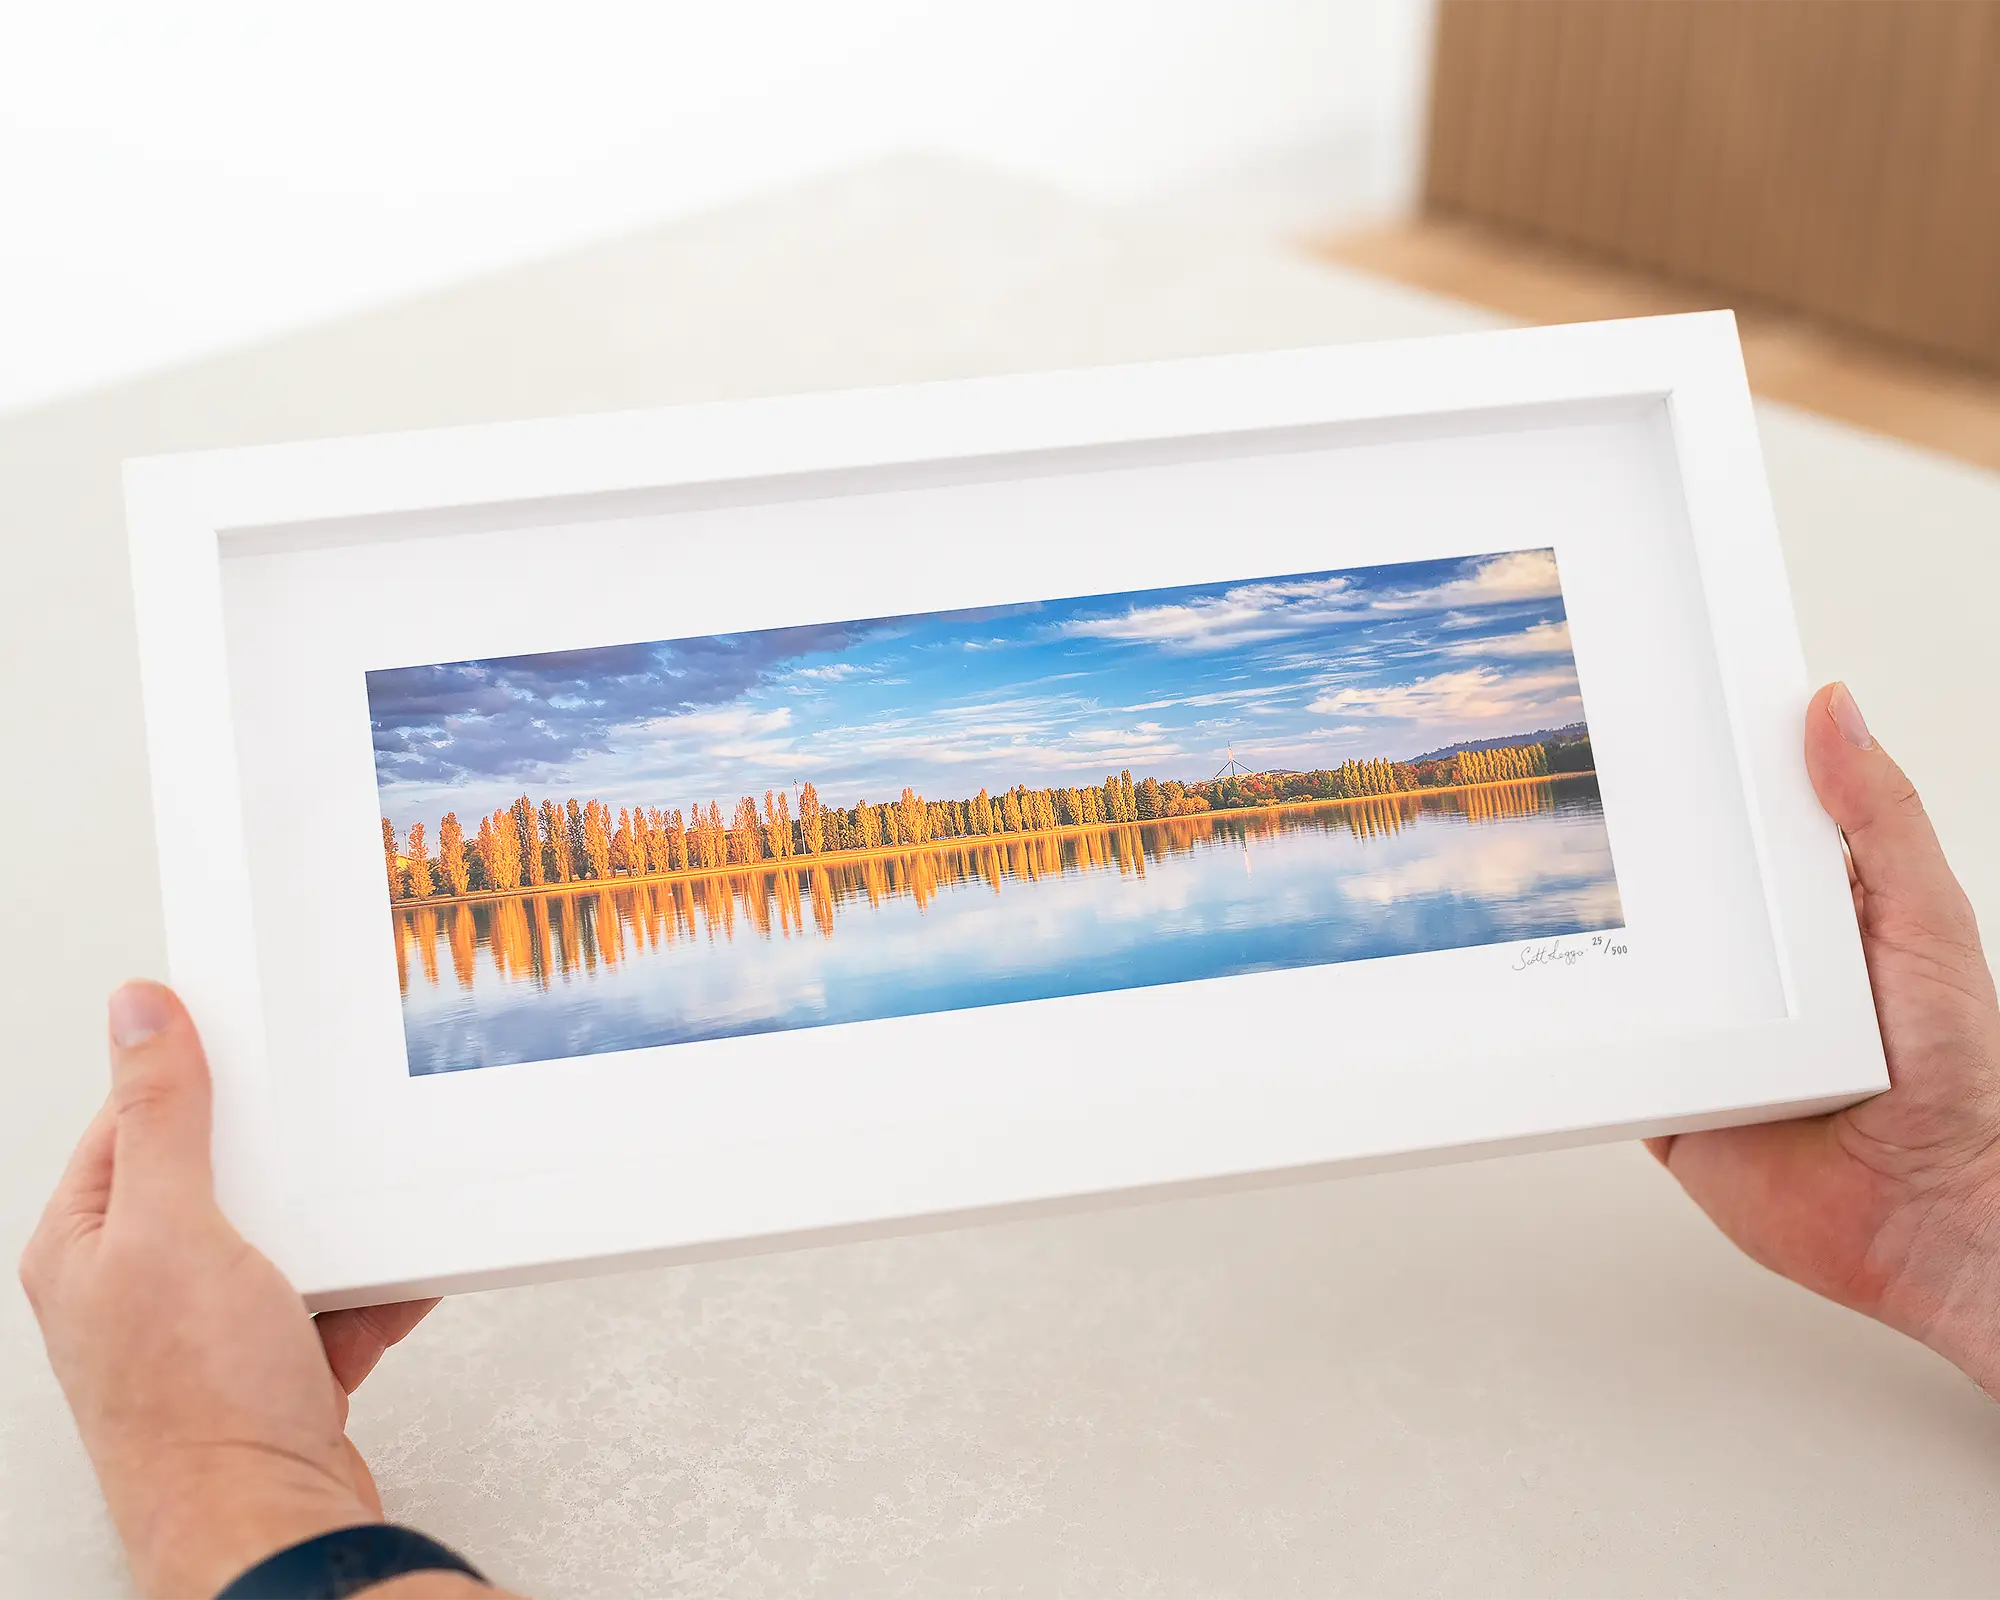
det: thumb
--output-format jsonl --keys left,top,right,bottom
{"left": 106, "top": 980, "right": 215, "bottom": 1218}
{"left": 1804, "top": 682, "right": 1979, "bottom": 950}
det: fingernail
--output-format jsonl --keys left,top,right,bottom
{"left": 109, "top": 982, "right": 172, "bottom": 1049}
{"left": 1829, "top": 682, "right": 1875, "bottom": 750}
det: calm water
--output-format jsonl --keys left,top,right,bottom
{"left": 393, "top": 776, "right": 1622, "bottom": 1074}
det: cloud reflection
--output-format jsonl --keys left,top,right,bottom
{"left": 397, "top": 778, "right": 1622, "bottom": 1073}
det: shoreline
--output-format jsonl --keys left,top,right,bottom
{"left": 393, "top": 771, "right": 1600, "bottom": 910}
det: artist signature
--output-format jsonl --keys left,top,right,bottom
{"left": 1511, "top": 933, "right": 1628, "bottom": 971}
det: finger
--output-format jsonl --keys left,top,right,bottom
{"left": 48, "top": 1100, "right": 118, "bottom": 1229}
{"left": 105, "top": 981, "right": 214, "bottom": 1220}
{"left": 21, "top": 1101, "right": 118, "bottom": 1302}
{"left": 1652, "top": 1117, "right": 1867, "bottom": 1311}
{"left": 317, "top": 1299, "right": 441, "bottom": 1394}
{"left": 1802, "top": 684, "right": 1978, "bottom": 947}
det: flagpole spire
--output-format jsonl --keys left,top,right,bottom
{"left": 1212, "top": 743, "right": 1253, "bottom": 780}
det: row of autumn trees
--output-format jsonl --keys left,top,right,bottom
{"left": 382, "top": 738, "right": 1590, "bottom": 901}
{"left": 1208, "top": 738, "right": 1591, "bottom": 811}
{"left": 384, "top": 774, "right": 1182, "bottom": 901}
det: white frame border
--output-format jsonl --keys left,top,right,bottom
{"left": 126, "top": 313, "right": 1885, "bottom": 1310}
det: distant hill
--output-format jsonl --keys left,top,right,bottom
{"left": 1408, "top": 722, "right": 1589, "bottom": 764}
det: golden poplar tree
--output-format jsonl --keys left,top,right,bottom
{"left": 382, "top": 818, "right": 403, "bottom": 901}
{"left": 513, "top": 797, "right": 545, "bottom": 887}
{"left": 540, "top": 800, "right": 568, "bottom": 883}
{"left": 405, "top": 821, "right": 435, "bottom": 898}
{"left": 489, "top": 809, "right": 509, "bottom": 890}
{"left": 758, "top": 791, "right": 784, "bottom": 859}
{"left": 799, "top": 782, "right": 823, "bottom": 855}
{"left": 558, "top": 799, "right": 582, "bottom": 880}
{"left": 729, "top": 796, "right": 760, "bottom": 864}
{"left": 897, "top": 786, "right": 925, "bottom": 844}
{"left": 583, "top": 800, "right": 613, "bottom": 879}
{"left": 474, "top": 814, "right": 496, "bottom": 892}
{"left": 439, "top": 811, "right": 470, "bottom": 896}
{"left": 711, "top": 802, "right": 727, "bottom": 866}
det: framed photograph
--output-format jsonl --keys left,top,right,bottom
{"left": 126, "top": 313, "right": 1885, "bottom": 1310}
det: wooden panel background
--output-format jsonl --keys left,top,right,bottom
{"left": 1425, "top": 0, "right": 2000, "bottom": 370}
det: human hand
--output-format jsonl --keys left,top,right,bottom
{"left": 18, "top": 981, "right": 447, "bottom": 1598}
{"left": 1649, "top": 682, "right": 2000, "bottom": 1393}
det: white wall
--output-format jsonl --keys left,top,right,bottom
{"left": 0, "top": 1, "right": 1434, "bottom": 416}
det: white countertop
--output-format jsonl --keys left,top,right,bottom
{"left": 5, "top": 157, "right": 1998, "bottom": 1597}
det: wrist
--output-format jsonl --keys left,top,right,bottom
{"left": 358, "top": 1574, "right": 494, "bottom": 1598}
{"left": 110, "top": 1448, "right": 375, "bottom": 1600}
{"left": 213, "top": 1526, "right": 493, "bottom": 1600}
{"left": 1906, "top": 1166, "right": 2000, "bottom": 1398}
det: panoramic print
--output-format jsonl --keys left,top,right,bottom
{"left": 371, "top": 547, "right": 1623, "bottom": 1073}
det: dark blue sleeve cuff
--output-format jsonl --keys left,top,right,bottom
{"left": 212, "top": 1523, "right": 486, "bottom": 1599}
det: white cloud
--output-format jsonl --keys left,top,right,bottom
{"left": 1058, "top": 575, "right": 1360, "bottom": 652}
{"left": 1444, "top": 619, "right": 1572, "bottom": 660}
{"left": 600, "top": 704, "right": 812, "bottom": 778}
{"left": 1222, "top": 575, "right": 1355, "bottom": 606}
{"left": 933, "top": 736, "right": 1184, "bottom": 773}
{"left": 626, "top": 704, "right": 792, "bottom": 739}
{"left": 1071, "top": 722, "right": 1168, "bottom": 747}
{"left": 1118, "top": 682, "right": 1304, "bottom": 713}
{"left": 1050, "top": 552, "right": 1561, "bottom": 649}
{"left": 931, "top": 693, "right": 1095, "bottom": 729}
{"left": 938, "top": 722, "right": 1045, "bottom": 738}
{"left": 1279, "top": 649, "right": 1380, "bottom": 672}
{"left": 1308, "top": 664, "right": 1580, "bottom": 724}
{"left": 772, "top": 694, "right": 1188, "bottom": 785}
{"left": 1376, "top": 549, "right": 1563, "bottom": 613}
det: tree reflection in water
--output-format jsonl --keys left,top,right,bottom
{"left": 395, "top": 781, "right": 1580, "bottom": 998}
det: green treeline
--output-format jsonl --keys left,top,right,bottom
{"left": 382, "top": 739, "right": 1586, "bottom": 902}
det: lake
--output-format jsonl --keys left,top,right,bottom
{"left": 393, "top": 776, "right": 1622, "bottom": 1073}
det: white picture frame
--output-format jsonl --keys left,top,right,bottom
{"left": 125, "top": 312, "right": 1885, "bottom": 1312}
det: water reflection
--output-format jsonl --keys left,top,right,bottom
{"left": 395, "top": 777, "right": 1621, "bottom": 1073}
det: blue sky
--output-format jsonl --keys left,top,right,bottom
{"left": 369, "top": 547, "right": 1585, "bottom": 830}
